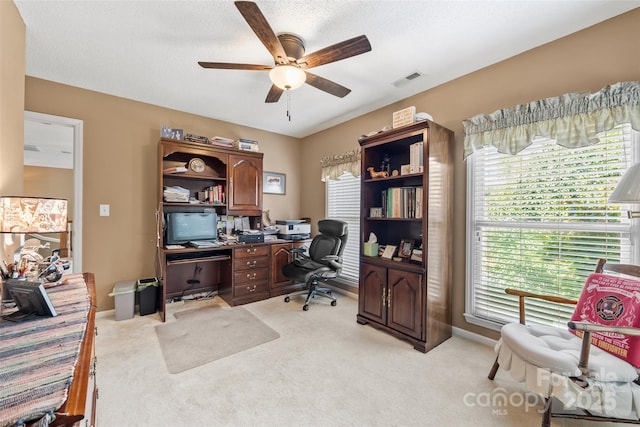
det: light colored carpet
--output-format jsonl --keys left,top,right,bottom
{"left": 155, "top": 306, "right": 280, "bottom": 373}
{"left": 95, "top": 291, "right": 610, "bottom": 426}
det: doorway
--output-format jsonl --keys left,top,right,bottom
{"left": 23, "top": 111, "right": 83, "bottom": 273}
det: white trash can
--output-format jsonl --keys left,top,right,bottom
{"left": 109, "top": 281, "right": 135, "bottom": 321}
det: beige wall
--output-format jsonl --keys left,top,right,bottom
{"left": 0, "top": 1, "right": 25, "bottom": 195}
{"left": 301, "top": 8, "right": 640, "bottom": 340}
{"left": 24, "top": 77, "right": 301, "bottom": 311}
{"left": 0, "top": 1, "right": 25, "bottom": 265}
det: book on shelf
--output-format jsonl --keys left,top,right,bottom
{"left": 163, "top": 166, "right": 187, "bottom": 174}
{"left": 208, "top": 184, "right": 225, "bottom": 204}
{"left": 391, "top": 187, "right": 402, "bottom": 218}
{"left": 381, "top": 186, "right": 423, "bottom": 218}
{"left": 409, "top": 142, "right": 424, "bottom": 174}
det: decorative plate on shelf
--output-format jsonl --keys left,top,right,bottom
{"left": 188, "top": 157, "right": 205, "bottom": 173}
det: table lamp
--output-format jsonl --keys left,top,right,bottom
{"left": 609, "top": 164, "right": 640, "bottom": 218}
{"left": 0, "top": 196, "right": 68, "bottom": 280}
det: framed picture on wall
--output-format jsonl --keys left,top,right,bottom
{"left": 263, "top": 172, "right": 286, "bottom": 195}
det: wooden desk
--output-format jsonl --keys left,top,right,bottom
{"left": 0, "top": 273, "right": 97, "bottom": 427}
{"left": 159, "top": 240, "right": 310, "bottom": 321}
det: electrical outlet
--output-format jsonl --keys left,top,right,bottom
{"left": 99, "top": 204, "right": 110, "bottom": 216}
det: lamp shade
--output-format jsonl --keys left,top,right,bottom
{"left": 269, "top": 65, "right": 306, "bottom": 90}
{"left": 609, "top": 164, "right": 640, "bottom": 203}
{"left": 0, "top": 197, "right": 68, "bottom": 233}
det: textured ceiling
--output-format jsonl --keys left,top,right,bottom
{"left": 15, "top": 0, "right": 640, "bottom": 140}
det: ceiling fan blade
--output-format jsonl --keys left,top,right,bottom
{"left": 235, "top": 1, "right": 288, "bottom": 64}
{"left": 198, "top": 62, "right": 272, "bottom": 71}
{"left": 297, "top": 35, "right": 371, "bottom": 69}
{"left": 265, "top": 85, "right": 284, "bottom": 103}
{"left": 305, "top": 72, "right": 351, "bottom": 98}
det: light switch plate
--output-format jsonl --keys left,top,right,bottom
{"left": 99, "top": 204, "right": 110, "bottom": 216}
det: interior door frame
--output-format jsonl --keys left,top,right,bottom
{"left": 24, "top": 111, "right": 83, "bottom": 273}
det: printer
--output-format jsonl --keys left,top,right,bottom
{"left": 276, "top": 220, "right": 311, "bottom": 240}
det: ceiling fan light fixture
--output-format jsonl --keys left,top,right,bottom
{"left": 269, "top": 65, "right": 306, "bottom": 90}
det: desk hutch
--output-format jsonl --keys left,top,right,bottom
{"left": 157, "top": 139, "right": 305, "bottom": 321}
{"left": 356, "top": 121, "right": 453, "bottom": 352}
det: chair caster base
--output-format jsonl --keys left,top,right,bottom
{"left": 284, "top": 296, "right": 290, "bottom": 303}
{"left": 331, "top": 300, "right": 337, "bottom": 306}
{"left": 303, "top": 304, "right": 309, "bottom": 311}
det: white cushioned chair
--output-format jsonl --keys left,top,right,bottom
{"left": 489, "top": 259, "right": 640, "bottom": 426}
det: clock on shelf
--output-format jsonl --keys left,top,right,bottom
{"left": 188, "top": 157, "right": 205, "bottom": 173}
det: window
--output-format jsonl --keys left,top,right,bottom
{"left": 466, "top": 124, "right": 639, "bottom": 330}
{"left": 326, "top": 172, "right": 360, "bottom": 284}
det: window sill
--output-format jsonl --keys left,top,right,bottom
{"left": 463, "top": 313, "right": 505, "bottom": 333}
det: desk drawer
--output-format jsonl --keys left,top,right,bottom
{"left": 234, "top": 256, "right": 269, "bottom": 271}
{"left": 234, "top": 280, "right": 269, "bottom": 297}
{"left": 234, "top": 268, "right": 269, "bottom": 284}
{"left": 234, "top": 246, "right": 270, "bottom": 258}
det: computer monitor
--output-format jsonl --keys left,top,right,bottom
{"left": 1, "top": 279, "right": 57, "bottom": 322}
{"left": 165, "top": 212, "right": 218, "bottom": 245}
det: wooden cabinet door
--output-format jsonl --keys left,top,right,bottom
{"left": 270, "top": 242, "right": 293, "bottom": 289}
{"left": 359, "top": 262, "right": 387, "bottom": 325}
{"left": 228, "top": 154, "right": 262, "bottom": 215}
{"left": 387, "top": 268, "right": 423, "bottom": 339}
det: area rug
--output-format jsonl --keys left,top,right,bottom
{"left": 155, "top": 306, "right": 279, "bottom": 374}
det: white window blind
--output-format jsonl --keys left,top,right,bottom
{"left": 326, "top": 172, "right": 360, "bottom": 283}
{"left": 466, "top": 124, "right": 637, "bottom": 330}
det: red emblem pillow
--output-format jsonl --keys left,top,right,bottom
{"left": 570, "top": 273, "right": 640, "bottom": 368}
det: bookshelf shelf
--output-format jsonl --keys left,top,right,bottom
{"left": 363, "top": 172, "right": 422, "bottom": 183}
{"left": 161, "top": 202, "right": 227, "bottom": 207}
{"left": 162, "top": 173, "right": 226, "bottom": 181}
{"left": 364, "top": 217, "right": 421, "bottom": 221}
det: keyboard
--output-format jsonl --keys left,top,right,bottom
{"left": 188, "top": 240, "right": 221, "bottom": 248}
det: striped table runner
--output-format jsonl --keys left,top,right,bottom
{"left": 1, "top": 274, "right": 89, "bottom": 427}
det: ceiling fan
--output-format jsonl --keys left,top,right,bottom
{"left": 198, "top": 1, "right": 372, "bottom": 104}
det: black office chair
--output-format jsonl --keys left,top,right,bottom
{"left": 282, "top": 219, "right": 348, "bottom": 311}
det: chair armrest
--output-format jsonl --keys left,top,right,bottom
{"left": 291, "top": 247, "right": 309, "bottom": 261}
{"left": 505, "top": 288, "right": 577, "bottom": 325}
{"left": 568, "top": 321, "right": 640, "bottom": 337}
{"left": 321, "top": 255, "right": 342, "bottom": 270}
{"left": 567, "top": 321, "right": 640, "bottom": 386}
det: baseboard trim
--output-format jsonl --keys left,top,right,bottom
{"left": 96, "top": 309, "right": 113, "bottom": 319}
{"left": 452, "top": 326, "right": 497, "bottom": 348}
{"left": 326, "top": 280, "right": 358, "bottom": 295}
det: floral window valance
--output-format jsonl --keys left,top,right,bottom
{"left": 320, "top": 149, "right": 361, "bottom": 181}
{"left": 463, "top": 81, "right": 640, "bottom": 159}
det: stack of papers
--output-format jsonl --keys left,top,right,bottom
{"left": 188, "top": 241, "right": 221, "bottom": 248}
{"left": 235, "top": 138, "right": 260, "bottom": 151}
{"left": 210, "top": 136, "right": 234, "bottom": 147}
{"left": 163, "top": 186, "right": 190, "bottom": 202}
